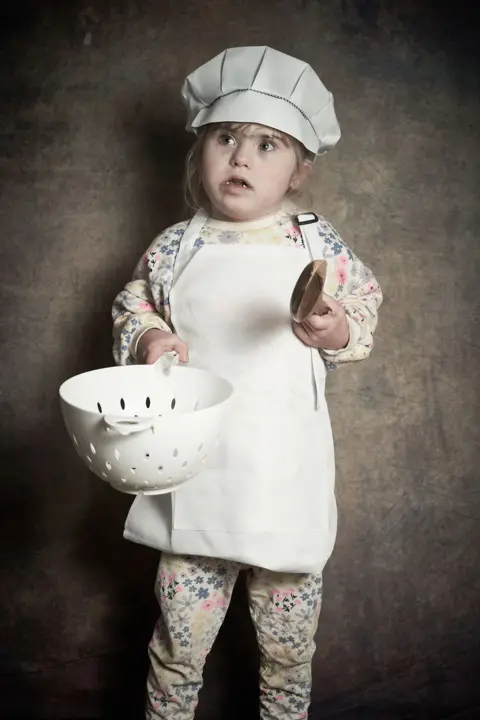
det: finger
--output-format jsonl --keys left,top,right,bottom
{"left": 175, "top": 340, "right": 189, "bottom": 363}
{"left": 322, "top": 294, "right": 346, "bottom": 315}
{"left": 144, "top": 346, "right": 167, "bottom": 365}
{"left": 304, "top": 313, "right": 334, "bottom": 332}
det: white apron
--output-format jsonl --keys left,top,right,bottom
{"left": 123, "top": 211, "right": 337, "bottom": 573}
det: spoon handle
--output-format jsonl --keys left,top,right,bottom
{"left": 154, "top": 351, "right": 179, "bottom": 375}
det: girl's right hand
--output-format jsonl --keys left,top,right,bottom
{"left": 136, "top": 328, "right": 189, "bottom": 365}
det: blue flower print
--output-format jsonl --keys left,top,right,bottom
{"left": 218, "top": 231, "right": 241, "bottom": 244}
{"left": 330, "top": 241, "right": 344, "bottom": 255}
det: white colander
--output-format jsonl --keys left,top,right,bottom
{"left": 59, "top": 362, "right": 233, "bottom": 495}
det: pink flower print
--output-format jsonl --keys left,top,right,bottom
{"left": 337, "top": 254, "right": 349, "bottom": 268}
{"left": 201, "top": 599, "right": 214, "bottom": 611}
{"left": 211, "top": 592, "right": 226, "bottom": 608}
{"left": 138, "top": 301, "right": 155, "bottom": 312}
{"left": 275, "top": 588, "right": 294, "bottom": 598}
{"left": 284, "top": 224, "right": 302, "bottom": 245}
{"left": 285, "top": 224, "right": 301, "bottom": 237}
{"left": 271, "top": 588, "right": 299, "bottom": 612}
{"left": 360, "top": 281, "right": 376, "bottom": 294}
{"left": 337, "top": 267, "right": 347, "bottom": 286}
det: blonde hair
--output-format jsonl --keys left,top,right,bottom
{"left": 183, "top": 123, "right": 314, "bottom": 212}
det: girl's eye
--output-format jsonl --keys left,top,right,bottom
{"left": 219, "top": 134, "right": 235, "bottom": 146}
{"left": 259, "top": 141, "right": 276, "bottom": 152}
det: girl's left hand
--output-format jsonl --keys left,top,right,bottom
{"left": 293, "top": 295, "right": 350, "bottom": 350}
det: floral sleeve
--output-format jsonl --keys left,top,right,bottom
{"left": 112, "top": 221, "right": 188, "bottom": 365}
{"left": 317, "top": 218, "right": 383, "bottom": 369}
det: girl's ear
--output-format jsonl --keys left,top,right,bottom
{"left": 290, "top": 161, "right": 313, "bottom": 190}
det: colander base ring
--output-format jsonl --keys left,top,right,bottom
{"left": 113, "top": 482, "right": 185, "bottom": 496}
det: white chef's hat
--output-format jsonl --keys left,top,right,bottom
{"left": 181, "top": 46, "right": 341, "bottom": 156}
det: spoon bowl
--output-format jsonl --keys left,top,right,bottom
{"left": 290, "top": 260, "right": 328, "bottom": 323}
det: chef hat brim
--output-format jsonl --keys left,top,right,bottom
{"left": 189, "top": 90, "right": 340, "bottom": 156}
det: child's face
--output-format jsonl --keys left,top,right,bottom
{"left": 201, "top": 123, "right": 302, "bottom": 222}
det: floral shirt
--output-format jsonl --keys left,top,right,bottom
{"left": 112, "top": 207, "right": 382, "bottom": 370}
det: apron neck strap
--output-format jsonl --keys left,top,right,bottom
{"left": 184, "top": 209, "right": 209, "bottom": 242}
{"left": 172, "top": 208, "right": 209, "bottom": 284}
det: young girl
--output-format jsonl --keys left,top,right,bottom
{"left": 112, "top": 46, "right": 382, "bottom": 720}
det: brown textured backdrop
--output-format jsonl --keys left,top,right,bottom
{"left": 1, "top": 1, "right": 479, "bottom": 718}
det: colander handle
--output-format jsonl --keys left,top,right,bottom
{"left": 103, "top": 415, "right": 155, "bottom": 436}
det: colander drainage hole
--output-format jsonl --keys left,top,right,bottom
{"left": 72, "top": 434, "right": 78, "bottom": 446}
{"left": 198, "top": 444, "right": 203, "bottom": 452}
{"left": 158, "top": 466, "right": 163, "bottom": 473}
{"left": 131, "top": 467, "right": 136, "bottom": 474}
{"left": 97, "top": 402, "right": 102, "bottom": 413}
{"left": 171, "top": 398, "right": 176, "bottom": 410}
{"left": 182, "top": 461, "right": 188, "bottom": 468}
{"left": 89, "top": 443, "right": 96, "bottom": 455}
{"left": 120, "top": 477, "right": 127, "bottom": 483}
{"left": 145, "top": 453, "right": 150, "bottom": 459}
{"left": 120, "top": 398, "right": 125, "bottom": 410}
{"left": 86, "top": 455, "right": 92, "bottom": 463}
{"left": 143, "top": 480, "right": 150, "bottom": 485}
{"left": 114, "top": 448, "right": 121, "bottom": 460}
{"left": 105, "top": 462, "right": 112, "bottom": 471}
{"left": 101, "top": 472, "right": 107, "bottom": 478}
{"left": 173, "top": 448, "right": 178, "bottom": 458}
{"left": 146, "top": 397, "right": 151, "bottom": 408}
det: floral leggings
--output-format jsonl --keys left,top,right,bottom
{"left": 146, "top": 554, "right": 323, "bottom": 720}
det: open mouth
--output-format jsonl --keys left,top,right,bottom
{"left": 224, "top": 176, "right": 252, "bottom": 189}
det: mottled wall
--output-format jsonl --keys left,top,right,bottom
{"left": 1, "top": 1, "right": 479, "bottom": 718}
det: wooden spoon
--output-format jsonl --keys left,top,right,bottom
{"left": 290, "top": 260, "right": 329, "bottom": 323}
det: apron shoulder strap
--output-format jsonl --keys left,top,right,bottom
{"left": 295, "top": 211, "right": 325, "bottom": 409}
{"left": 295, "top": 212, "right": 320, "bottom": 261}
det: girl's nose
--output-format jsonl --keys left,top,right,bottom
{"left": 230, "top": 140, "right": 251, "bottom": 168}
